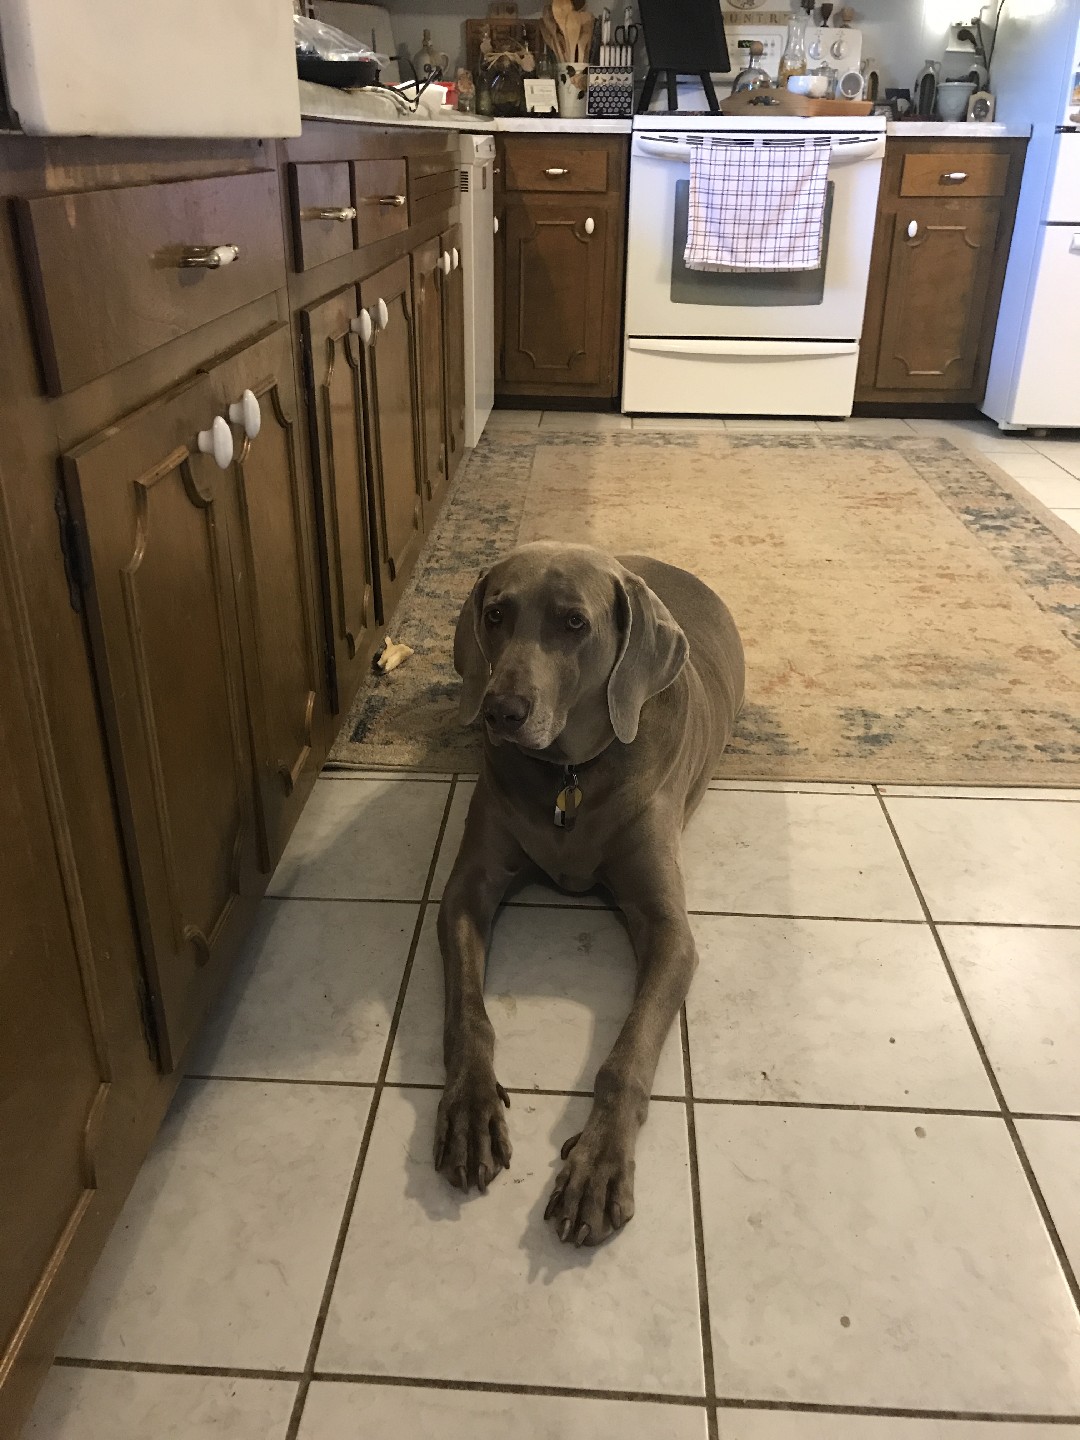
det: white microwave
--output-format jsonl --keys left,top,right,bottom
{"left": 0, "top": 0, "right": 300, "bottom": 137}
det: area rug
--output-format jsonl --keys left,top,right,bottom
{"left": 330, "top": 426, "right": 1080, "bottom": 784}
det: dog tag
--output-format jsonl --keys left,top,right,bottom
{"left": 554, "top": 770, "right": 583, "bottom": 831}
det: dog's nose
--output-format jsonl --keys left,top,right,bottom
{"left": 483, "top": 693, "right": 531, "bottom": 731}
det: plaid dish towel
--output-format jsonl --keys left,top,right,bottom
{"left": 684, "top": 136, "right": 831, "bottom": 273}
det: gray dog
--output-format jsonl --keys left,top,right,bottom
{"left": 435, "top": 542, "right": 744, "bottom": 1245}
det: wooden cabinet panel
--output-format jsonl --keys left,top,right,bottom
{"left": 63, "top": 377, "right": 261, "bottom": 1070}
{"left": 288, "top": 162, "right": 356, "bottom": 271}
{"left": 209, "top": 326, "right": 320, "bottom": 867}
{"left": 503, "top": 195, "right": 610, "bottom": 389}
{"left": 494, "top": 195, "right": 506, "bottom": 383}
{"left": 899, "top": 151, "right": 1009, "bottom": 199}
{"left": 504, "top": 141, "right": 609, "bottom": 193}
{"left": 353, "top": 158, "right": 410, "bottom": 247}
{"left": 874, "top": 200, "right": 1001, "bottom": 393}
{"left": 0, "top": 529, "right": 112, "bottom": 1377}
{"left": 442, "top": 220, "right": 467, "bottom": 484}
{"left": 360, "top": 256, "right": 424, "bottom": 622}
{"left": 301, "top": 286, "right": 378, "bottom": 717}
{"left": 16, "top": 171, "right": 285, "bottom": 395}
{"left": 413, "top": 237, "right": 449, "bottom": 514}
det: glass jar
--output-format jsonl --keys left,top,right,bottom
{"left": 732, "top": 41, "right": 772, "bottom": 94}
{"left": 777, "top": 13, "right": 808, "bottom": 89}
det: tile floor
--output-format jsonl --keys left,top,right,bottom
{"left": 25, "top": 416, "right": 1080, "bottom": 1439}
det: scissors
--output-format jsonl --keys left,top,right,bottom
{"left": 614, "top": 22, "right": 640, "bottom": 48}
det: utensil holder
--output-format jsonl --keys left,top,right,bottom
{"left": 556, "top": 62, "right": 589, "bottom": 118}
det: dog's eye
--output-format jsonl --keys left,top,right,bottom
{"left": 484, "top": 607, "right": 503, "bottom": 628}
{"left": 566, "top": 612, "right": 589, "bottom": 633}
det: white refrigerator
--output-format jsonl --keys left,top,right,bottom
{"left": 983, "top": 1, "right": 1080, "bottom": 429}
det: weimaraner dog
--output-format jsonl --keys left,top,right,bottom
{"left": 435, "top": 542, "right": 744, "bottom": 1245}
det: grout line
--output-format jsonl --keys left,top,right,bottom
{"left": 313, "top": 1371, "right": 707, "bottom": 1406}
{"left": 283, "top": 778, "right": 460, "bottom": 1440}
{"left": 680, "top": 1006, "right": 720, "bottom": 1440}
{"left": 691, "top": 1097, "right": 1004, "bottom": 1118}
{"left": 52, "top": 1356, "right": 304, "bottom": 1382}
{"left": 715, "top": 1396, "right": 1080, "bottom": 1423}
{"left": 873, "top": 787, "right": 1080, "bottom": 1323}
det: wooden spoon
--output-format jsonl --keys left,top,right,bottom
{"left": 540, "top": 2, "right": 565, "bottom": 61}
{"left": 552, "top": 0, "right": 575, "bottom": 59}
{"left": 575, "top": 9, "right": 595, "bottom": 64}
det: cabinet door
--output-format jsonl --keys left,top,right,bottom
{"left": 0, "top": 516, "right": 113, "bottom": 1380}
{"left": 413, "top": 236, "right": 449, "bottom": 515}
{"left": 874, "top": 200, "right": 1001, "bottom": 392}
{"left": 441, "top": 220, "right": 467, "bottom": 484}
{"left": 209, "top": 325, "right": 321, "bottom": 869}
{"left": 63, "top": 377, "right": 260, "bottom": 1069}
{"left": 301, "top": 286, "right": 378, "bottom": 717}
{"left": 503, "top": 195, "right": 610, "bottom": 389}
{"left": 359, "top": 256, "right": 424, "bottom": 623}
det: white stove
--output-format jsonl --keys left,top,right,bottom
{"left": 622, "top": 113, "right": 886, "bottom": 418}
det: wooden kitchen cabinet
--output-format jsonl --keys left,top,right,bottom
{"left": 62, "top": 375, "right": 264, "bottom": 1073}
{"left": 442, "top": 220, "right": 468, "bottom": 484}
{"left": 414, "top": 235, "right": 450, "bottom": 514}
{"left": 207, "top": 324, "right": 321, "bottom": 866}
{"left": 495, "top": 135, "right": 628, "bottom": 402}
{"left": 857, "top": 137, "right": 1027, "bottom": 407}
{"left": 359, "top": 254, "right": 425, "bottom": 624}
{"left": 301, "top": 285, "right": 379, "bottom": 717}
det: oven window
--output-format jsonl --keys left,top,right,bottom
{"left": 671, "top": 179, "right": 834, "bottom": 307}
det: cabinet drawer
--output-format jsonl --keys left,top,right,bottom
{"left": 16, "top": 169, "right": 285, "bottom": 396}
{"left": 504, "top": 141, "right": 609, "bottom": 194}
{"left": 353, "top": 158, "right": 410, "bottom": 246}
{"left": 289, "top": 162, "right": 356, "bottom": 271}
{"left": 899, "top": 151, "right": 1009, "bottom": 198}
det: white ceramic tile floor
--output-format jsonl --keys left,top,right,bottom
{"left": 29, "top": 411, "right": 1080, "bottom": 1435}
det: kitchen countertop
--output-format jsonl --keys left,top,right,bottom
{"left": 298, "top": 81, "right": 631, "bottom": 132}
{"left": 887, "top": 120, "right": 1031, "bottom": 138}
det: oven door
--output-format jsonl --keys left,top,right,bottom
{"left": 625, "top": 129, "right": 885, "bottom": 341}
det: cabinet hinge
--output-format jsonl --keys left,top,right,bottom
{"left": 135, "top": 967, "right": 161, "bottom": 1068}
{"left": 54, "top": 486, "right": 87, "bottom": 613}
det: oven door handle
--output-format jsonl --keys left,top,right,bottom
{"left": 633, "top": 135, "right": 883, "bottom": 166}
{"left": 627, "top": 338, "right": 859, "bottom": 359}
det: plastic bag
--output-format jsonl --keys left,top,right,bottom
{"left": 293, "top": 14, "right": 376, "bottom": 63}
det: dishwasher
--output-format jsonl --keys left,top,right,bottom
{"left": 459, "top": 133, "right": 496, "bottom": 448}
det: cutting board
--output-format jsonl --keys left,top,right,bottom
{"left": 720, "top": 90, "right": 873, "bottom": 117}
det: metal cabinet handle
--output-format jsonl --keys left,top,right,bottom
{"left": 197, "top": 415, "right": 234, "bottom": 469}
{"left": 228, "top": 388, "right": 262, "bottom": 441}
{"left": 309, "top": 205, "right": 356, "bottom": 222}
{"left": 451, "top": 246, "right": 460, "bottom": 270}
{"left": 584, "top": 217, "right": 595, "bottom": 236}
{"left": 907, "top": 220, "right": 919, "bottom": 238}
{"left": 545, "top": 167, "right": 569, "bottom": 177}
{"left": 179, "top": 244, "right": 239, "bottom": 269}
{"left": 941, "top": 171, "right": 969, "bottom": 183}
{"left": 377, "top": 194, "right": 407, "bottom": 207}
{"left": 350, "top": 308, "right": 374, "bottom": 346}
{"left": 375, "top": 297, "right": 390, "bottom": 331}
{"left": 439, "top": 251, "right": 452, "bottom": 276}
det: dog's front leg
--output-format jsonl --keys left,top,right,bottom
{"left": 546, "top": 838, "right": 696, "bottom": 1246}
{"left": 435, "top": 789, "right": 525, "bottom": 1194}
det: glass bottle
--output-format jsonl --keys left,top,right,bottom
{"left": 475, "top": 62, "right": 494, "bottom": 117}
{"left": 777, "top": 13, "right": 808, "bottom": 89}
{"left": 732, "top": 41, "right": 772, "bottom": 94}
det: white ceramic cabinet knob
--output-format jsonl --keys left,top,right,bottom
{"left": 375, "top": 297, "right": 390, "bottom": 331}
{"left": 907, "top": 220, "right": 919, "bottom": 239}
{"left": 197, "top": 415, "right": 234, "bottom": 470}
{"left": 584, "top": 217, "right": 595, "bottom": 236}
{"left": 350, "top": 309, "right": 374, "bottom": 345}
{"left": 440, "top": 251, "right": 452, "bottom": 275}
{"left": 452, "top": 246, "right": 460, "bottom": 270}
{"left": 228, "top": 388, "right": 261, "bottom": 441}
{"left": 493, "top": 215, "right": 500, "bottom": 234}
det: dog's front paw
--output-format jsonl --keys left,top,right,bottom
{"left": 545, "top": 1119, "right": 636, "bottom": 1246}
{"left": 434, "top": 1064, "right": 512, "bottom": 1193}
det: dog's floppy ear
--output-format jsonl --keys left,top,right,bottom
{"left": 453, "top": 570, "right": 490, "bottom": 724}
{"left": 607, "top": 566, "right": 689, "bottom": 744}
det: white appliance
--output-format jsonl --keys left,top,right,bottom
{"left": 983, "top": 1, "right": 1080, "bottom": 430}
{"left": 0, "top": 0, "right": 300, "bottom": 138}
{"left": 459, "top": 133, "right": 496, "bottom": 449}
{"left": 623, "top": 114, "right": 886, "bottom": 416}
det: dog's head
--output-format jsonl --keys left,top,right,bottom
{"left": 454, "top": 542, "right": 688, "bottom": 758}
